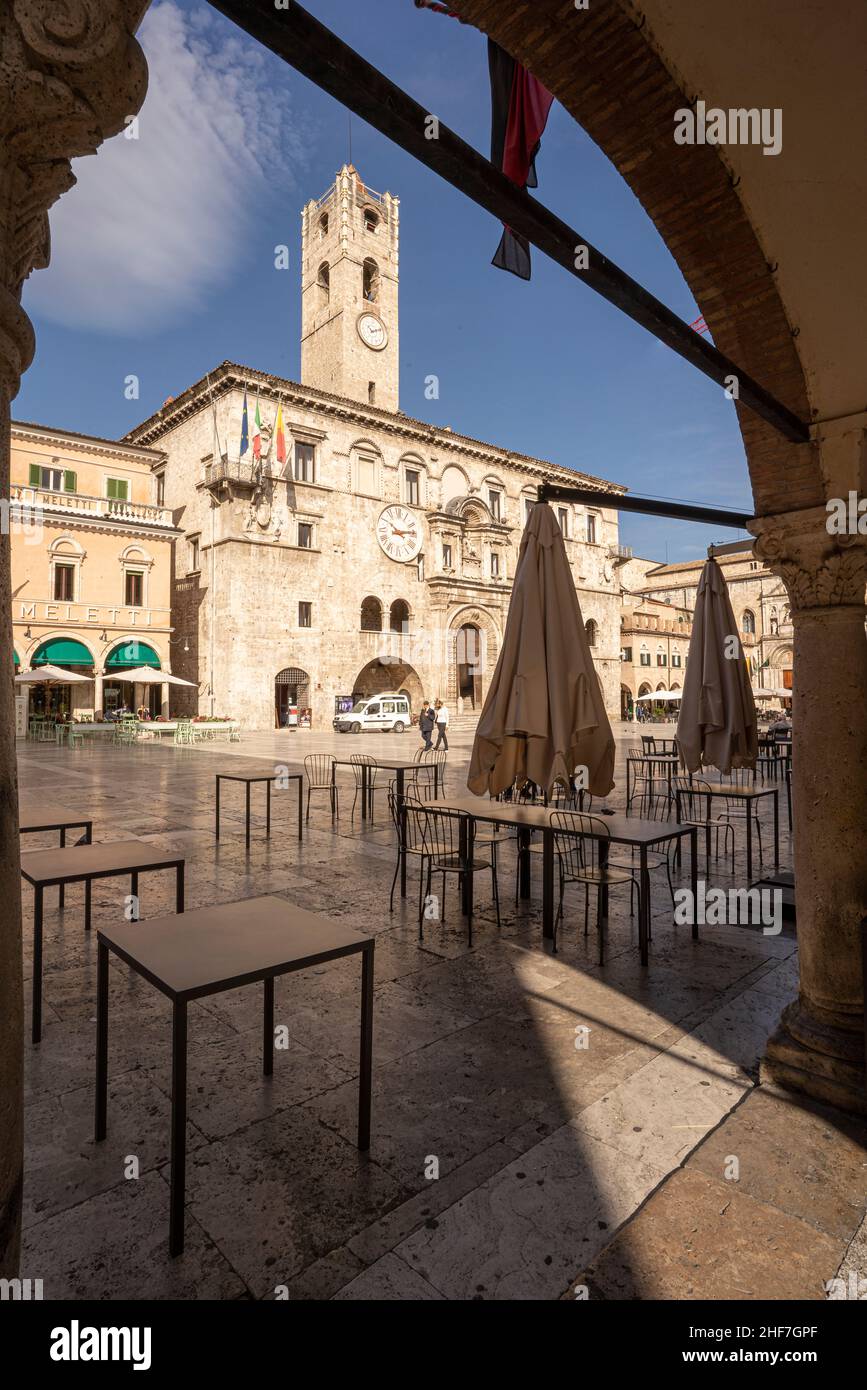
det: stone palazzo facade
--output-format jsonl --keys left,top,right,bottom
{"left": 126, "top": 167, "right": 626, "bottom": 730}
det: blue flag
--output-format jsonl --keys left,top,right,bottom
{"left": 240, "top": 388, "right": 249, "bottom": 456}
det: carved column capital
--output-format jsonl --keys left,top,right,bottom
{"left": 748, "top": 506, "right": 867, "bottom": 612}
{"left": 0, "top": 0, "right": 149, "bottom": 393}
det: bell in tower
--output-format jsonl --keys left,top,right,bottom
{"left": 300, "top": 165, "right": 399, "bottom": 411}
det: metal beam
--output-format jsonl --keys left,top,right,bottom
{"left": 536, "top": 481, "right": 753, "bottom": 530}
{"left": 208, "top": 0, "right": 810, "bottom": 446}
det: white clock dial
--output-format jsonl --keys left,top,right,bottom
{"left": 376, "top": 505, "right": 423, "bottom": 563}
{"left": 357, "top": 312, "right": 387, "bottom": 350}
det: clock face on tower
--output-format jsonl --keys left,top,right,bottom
{"left": 376, "top": 505, "right": 423, "bottom": 563}
{"left": 357, "top": 312, "right": 388, "bottom": 350}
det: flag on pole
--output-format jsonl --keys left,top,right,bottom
{"left": 274, "top": 402, "right": 286, "bottom": 465}
{"left": 240, "top": 388, "right": 249, "bottom": 456}
{"left": 488, "top": 40, "right": 554, "bottom": 280}
{"left": 252, "top": 393, "right": 262, "bottom": 462}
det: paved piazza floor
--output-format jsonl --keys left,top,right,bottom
{"left": 16, "top": 722, "right": 867, "bottom": 1300}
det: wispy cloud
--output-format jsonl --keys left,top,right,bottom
{"left": 23, "top": 1, "right": 308, "bottom": 335}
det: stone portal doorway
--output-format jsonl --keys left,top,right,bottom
{"left": 456, "top": 624, "right": 483, "bottom": 709}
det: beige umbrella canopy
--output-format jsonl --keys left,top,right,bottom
{"left": 468, "top": 502, "right": 615, "bottom": 798}
{"left": 15, "top": 664, "right": 92, "bottom": 687}
{"left": 676, "top": 557, "right": 758, "bottom": 774}
{"left": 113, "top": 667, "right": 196, "bottom": 687}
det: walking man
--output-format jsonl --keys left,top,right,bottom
{"left": 419, "top": 701, "right": 435, "bottom": 750}
{"left": 434, "top": 699, "right": 449, "bottom": 751}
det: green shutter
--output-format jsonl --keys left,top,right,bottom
{"left": 63, "top": 470, "right": 77, "bottom": 493}
{"left": 107, "top": 478, "right": 118, "bottom": 499}
{"left": 29, "top": 464, "right": 40, "bottom": 486}
{"left": 107, "top": 477, "right": 129, "bottom": 501}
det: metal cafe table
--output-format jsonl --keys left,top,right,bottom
{"left": 18, "top": 796, "right": 93, "bottom": 912}
{"left": 433, "top": 795, "right": 699, "bottom": 965}
{"left": 332, "top": 756, "right": 440, "bottom": 823}
{"left": 675, "top": 781, "right": 779, "bottom": 880}
{"left": 20, "top": 841, "right": 185, "bottom": 1044}
{"left": 214, "top": 767, "right": 304, "bottom": 851}
{"left": 95, "top": 896, "right": 374, "bottom": 1256}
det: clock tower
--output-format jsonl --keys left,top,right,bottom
{"left": 300, "top": 165, "right": 399, "bottom": 412}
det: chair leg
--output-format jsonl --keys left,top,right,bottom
{"left": 420, "top": 861, "right": 431, "bottom": 939}
{"left": 351, "top": 787, "right": 358, "bottom": 820}
{"left": 389, "top": 850, "right": 400, "bottom": 913}
{"left": 597, "top": 883, "right": 605, "bottom": 966}
{"left": 306, "top": 786, "right": 311, "bottom": 822}
{"left": 491, "top": 860, "right": 501, "bottom": 931}
{"left": 583, "top": 882, "right": 589, "bottom": 936}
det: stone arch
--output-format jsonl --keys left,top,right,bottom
{"left": 274, "top": 665, "right": 311, "bottom": 728}
{"left": 360, "top": 595, "right": 383, "bottom": 631}
{"left": 352, "top": 658, "right": 423, "bottom": 711}
{"left": 447, "top": 606, "right": 500, "bottom": 710}
{"left": 450, "top": 0, "right": 818, "bottom": 512}
{"left": 440, "top": 463, "right": 471, "bottom": 505}
{"left": 389, "top": 598, "right": 411, "bottom": 632}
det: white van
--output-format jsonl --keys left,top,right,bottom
{"left": 333, "top": 692, "right": 411, "bottom": 734}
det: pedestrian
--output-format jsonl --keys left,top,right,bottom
{"left": 419, "top": 701, "right": 435, "bottom": 750}
{"left": 434, "top": 698, "right": 449, "bottom": 750}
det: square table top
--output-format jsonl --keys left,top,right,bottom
{"left": 98, "top": 895, "right": 371, "bottom": 1001}
{"left": 342, "top": 757, "right": 422, "bottom": 772}
{"left": 20, "top": 840, "right": 184, "bottom": 886}
{"left": 18, "top": 798, "right": 92, "bottom": 832}
{"left": 215, "top": 767, "right": 302, "bottom": 783}
{"left": 681, "top": 784, "right": 777, "bottom": 801}
{"left": 434, "top": 795, "right": 693, "bottom": 846}
{"left": 627, "top": 752, "right": 680, "bottom": 763}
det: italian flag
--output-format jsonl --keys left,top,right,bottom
{"left": 252, "top": 395, "right": 262, "bottom": 461}
{"left": 274, "top": 402, "right": 286, "bottom": 465}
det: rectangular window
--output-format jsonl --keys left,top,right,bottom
{"left": 188, "top": 535, "right": 200, "bottom": 572}
{"left": 155, "top": 473, "right": 165, "bottom": 506}
{"left": 294, "top": 442, "right": 315, "bottom": 483}
{"left": 106, "top": 477, "right": 130, "bottom": 501}
{"left": 490, "top": 551, "right": 500, "bottom": 578}
{"left": 405, "top": 469, "right": 420, "bottom": 506}
{"left": 657, "top": 653, "right": 667, "bottom": 667}
{"left": 640, "top": 652, "right": 651, "bottom": 667}
{"left": 524, "top": 498, "right": 534, "bottom": 525}
{"left": 357, "top": 455, "right": 378, "bottom": 496}
{"left": 298, "top": 601, "right": 312, "bottom": 628}
{"left": 30, "top": 464, "right": 76, "bottom": 492}
{"left": 442, "top": 542, "right": 452, "bottom": 569}
{"left": 488, "top": 489, "right": 501, "bottom": 521}
{"left": 586, "top": 514, "right": 597, "bottom": 544}
{"left": 621, "top": 647, "right": 632, "bottom": 663}
{"left": 54, "top": 564, "right": 75, "bottom": 602}
{"left": 558, "top": 507, "right": 569, "bottom": 538}
{"left": 298, "top": 522, "right": 313, "bottom": 549}
{"left": 672, "top": 652, "right": 682, "bottom": 668}
{"left": 125, "top": 571, "right": 144, "bottom": 607}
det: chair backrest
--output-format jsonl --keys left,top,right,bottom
{"left": 304, "top": 753, "right": 334, "bottom": 787}
{"left": 641, "top": 734, "right": 656, "bottom": 752}
{"left": 550, "top": 810, "right": 610, "bottom": 876}
{"left": 726, "top": 766, "right": 756, "bottom": 787}
{"left": 673, "top": 774, "right": 712, "bottom": 821}
{"left": 417, "top": 804, "right": 466, "bottom": 862}
{"left": 349, "top": 752, "right": 377, "bottom": 786}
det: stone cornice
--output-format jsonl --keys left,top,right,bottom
{"left": 12, "top": 420, "right": 165, "bottom": 466}
{"left": 749, "top": 506, "right": 867, "bottom": 611}
{"left": 124, "top": 361, "right": 626, "bottom": 497}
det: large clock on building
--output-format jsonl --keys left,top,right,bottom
{"left": 376, "top": 505, "right": 423, "bottom": 563}
{"left": 357, "top": 312, "right": 388, "bottom": 350}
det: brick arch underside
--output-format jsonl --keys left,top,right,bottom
{"left": 450, "top": 0, "right": 819, "bottom": 514}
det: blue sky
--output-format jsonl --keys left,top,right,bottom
{"left": 17, "top": 0, "right": 753, "bottom": 562}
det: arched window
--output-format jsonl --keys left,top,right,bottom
{"left": 363, "top": 207, "right": 379, "bottom": 233}
{"left": 585, "top": 619, "right": 598, "bottom": 648}
{"left": 390, "top": 599, "right": 410, "bottom": 633}
{"left": 318, "top": 212, "right": 328, "bottom": 239}
{"left": 362, "top": 258, "right": 380, "bottom": 303}
{"left": 317, "top": 261, "right": 330, "bottom": 302}
{"left": 742, "top": 609, "right": 756, "bottom": 634}
{"left": 769, "top": 607, "right": 779, "bottom": 635}
{"left": 360, "top": 596, "right": 382, "bottom": 632}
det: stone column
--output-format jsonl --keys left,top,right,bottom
{"left": 0, "top": 0, "right": 149, "bottom": 1277}
{"left": 93, "top": 670, "right": 104, "bottom": 718}
{"left": 750, "top": 466, "right": 867, "bottom": 1115}
{"left": 160, "top": 680, "right": 170, "bottom": 719}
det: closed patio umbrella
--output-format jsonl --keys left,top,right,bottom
{"left": 468, "top": 502, "right": 615, "bottom": 797}
{"left": 676, "top": 557, "right": 758, "bottom": 773}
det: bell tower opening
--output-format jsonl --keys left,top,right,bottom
{"left": 300, "top": 164, "right": 399, "bottom": 412}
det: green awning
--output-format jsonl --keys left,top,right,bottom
{"left": 32, "top": 638, "right": 93, "bottom": 667}
{"left": 13, "top": 650, "right": 19, "bottom": 668}
{"left": 105, "top": 641, "right": 161, "bottom": 670}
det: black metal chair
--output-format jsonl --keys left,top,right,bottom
{"left": 550, "top": 811, "right": 640, "bottom": 963}
{"left": 415, "top": 804, "right": 500, "bottom": 946}
{"left": 627, "top": 748, "right": 655, "bottom": 815}
{"left": 387, "top": 785, "right": 429, "bottom": 915}
{"left": 711, "top": 767, "right": 764, "bottom": 867}
{"left": 349, "top": 753, "right": 380, "bottom": 820}
{"left": 672, "top": 775, "right": 734, "bottom": 872}
{"left": 303, "top": 753, "right": 338, "bottom": 821}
